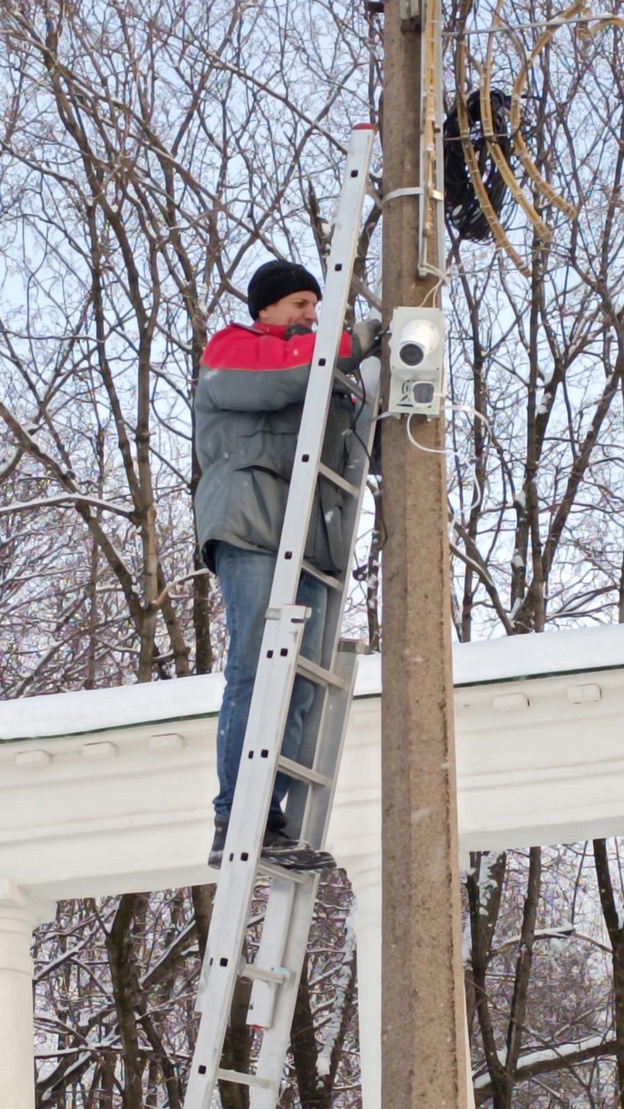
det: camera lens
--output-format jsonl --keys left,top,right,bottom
{"left": 412, "top": 382, "right": 435, "bottom": 404}
{"left": 400, "top": 342, "right": 425, "bottom": 366}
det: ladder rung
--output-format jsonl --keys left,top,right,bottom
{"left": 240, "top": 960, "right": 291, "bottom": 986}
{"left": 217, "top": 1069, "right": 271, "bottom": 1090}
{"left": 333, "top": 367, "right": 365, "bottom": 400}
{"left": 317, "top": 462, "right": 359, "bottom": 497}
{"left": 257, "top": 858, "right": 314, "bottom": 883}
{"left": 338, "top": 637, "right": 365, "bottom": 654}
{"left": 301, "top": 559, "right": 344, "bottom": 590}
{"left": 296, "top": 656, "right": 347, "bottom": 689}
{"left": 276, "top": 754, "right": 332, "bottom": 788}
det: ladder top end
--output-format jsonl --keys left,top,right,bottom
{"left": 353, "top": 123, "right": 375, "bottom": 131}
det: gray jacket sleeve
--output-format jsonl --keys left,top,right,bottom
{"left": 199, "top": 364, "right": 311, "bottom": 413}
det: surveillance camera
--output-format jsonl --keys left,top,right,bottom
{"left": 412, "top": 381, "right": 435, "bottom": 405}
{"left": 398, "top": 319, "right": 442, "bottom": 369}
{"left": 388, "top": 306, "right": 446, "bottom": 417}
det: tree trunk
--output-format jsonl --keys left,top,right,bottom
{"left": 594, "top": 839, "right": 624, "bottom": 1104}
{"left": 106, "top": 894, "right": 147, "bottom": 1109}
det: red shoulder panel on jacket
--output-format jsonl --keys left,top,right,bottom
{"left": 201, "top": 323, "right": 352, "bottom": 373}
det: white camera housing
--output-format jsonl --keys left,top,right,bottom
{"left": 388, "top": 306, "right": 446, "bottom": 417}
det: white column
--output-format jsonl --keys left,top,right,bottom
{"left": 348, "top": 859, "right": 382, "bottom": 1109}
{"left": 465, "top": 1013, "right": 477, "bottom": 1109}
{"left": 348, "top": 859, "right": 476, "bottom": 1109}
{"left": 0, "top": 879, "right": 49, "bottom": 1109}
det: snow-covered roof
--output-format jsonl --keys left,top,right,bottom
{"left": 1, "top": 623, "right": 622, "bottom": 743}
{"left": 452, "top": 622, "right": 624, "bottom": 686}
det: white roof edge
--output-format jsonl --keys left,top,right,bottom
{"left": 452, "top": 623, "right": 624, "bottom": 686}
{"left": 1, "top": 624, "right": 623, "bottom": 742}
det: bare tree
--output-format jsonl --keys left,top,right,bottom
{"left": 445, "top": 4, "right": 624, "bottom": 639}
{"left": 0, "top": 0, "right": 381, "bottom": 693}
{"left": 0, "top": 2, "right": 379, "bottom": 1106}
{"left": 444, "top": 2, "right": 624, "bottom": 1104}
{"left": 6, "top": 0, "right": 624, "bottom": 1104}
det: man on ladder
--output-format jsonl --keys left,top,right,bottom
{"left": 185, "top": 126, "right": 379, "bottom": 1109}
{"left": 194, "top": 257, "right": 382, "bottom": 870}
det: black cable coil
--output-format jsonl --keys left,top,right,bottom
{"left": 444, "top": 88, "right": 512, "bottom": 242}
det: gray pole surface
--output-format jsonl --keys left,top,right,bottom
{"left": 380, "top": 2, "right": 470, "bottom": 1106}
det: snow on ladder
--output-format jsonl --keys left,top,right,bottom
{"left": 183, "top": 124, "right": 380, "bottom": 1109}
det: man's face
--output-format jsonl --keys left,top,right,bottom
{"left": 258, "top": 290, "right": 319, "bottom": 330}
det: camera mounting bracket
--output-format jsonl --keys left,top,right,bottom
{"left": 387, "top": 306, "right": 446, "bottom": 418}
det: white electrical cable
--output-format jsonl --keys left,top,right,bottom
{"left": 450, "top": 404, "right": 491, "bottom": 515}
{"left": 405, "top": 402, "right": 490, "bottom": 448}
{"left": 419, "top": 278, "right": 445, "bottom": 308}
{"left": 470, "top": 470, "right": 483, "bottom": 511}
{"left": 443, "top": 13, "right": 614, "bottom": 37}
{"left": 406, "top": 413, "right": 449, "bottom": 454}
{"left": 404, "top": 403, "right": 491, "bottom": 531}
{"left": 448, "top": 536, "right": 497, "bottom": 589}
{"left": 450, "top": 402, "right": 493, "bottom": 437}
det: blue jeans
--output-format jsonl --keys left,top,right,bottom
{"left": 213, "top": 541, "right": 328, "bottom": 823}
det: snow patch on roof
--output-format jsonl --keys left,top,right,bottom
{"left": 1, "top": 623, "right": 623, "bottom": 742}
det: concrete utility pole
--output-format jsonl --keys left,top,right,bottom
{"left": 380, "top": 1, "right": 470, "bottom": 1106}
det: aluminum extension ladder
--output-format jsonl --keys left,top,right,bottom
{"left": 184, "top": 124, "right": 380, "bottom": 1109}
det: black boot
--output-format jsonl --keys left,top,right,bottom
{"left": 262, "top": 812, "right": 335, "bottom": 870}
{"left": 208, "top": 819, "right": 228, "bottom": 868}
{"left": 208, "top": 816, "right": 336, "bottom": 872}
{"left": 261, "top": 829, "right": 336, "bottom": 870}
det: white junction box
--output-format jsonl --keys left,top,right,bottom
{"left": 388, "top": 306, "right": 446, "bottom": 417}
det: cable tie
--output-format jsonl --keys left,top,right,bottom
{"left": 382, "top": 187, "right": 424, "bottom": 204}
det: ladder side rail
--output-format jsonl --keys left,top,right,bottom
{"left": 272, "top": 677, "right": 327, "bottom": 845}
{"left": 299, "top": 652, "right": 360, "bottom": 846}
{"left": 248, "top": 875, "right": 323, "bottom": 1109}
{"left": 260, "top": 363, "right": 382, "bottom": 1100}
{"left": 246, "top": 875, "right": 297, "bottom": 1030}
{"left": 286, "top": 356, "right": 381, "bottom": 773}
{"left": 267, "top": 125, "right": 375, "bottom": 611}
{"left": 293, "top": 353, "right": 381, "bottom": 722}
{"left": 284, "top": 649, "right": 359, "bottom": 850}
{"left": 273, "top": 355, "right": 381, "bottom": 838}
{"left": 300, "top": 648, "right": 360, "bottom": 785}
{"left": 196, "top": 605, "right": 307, "bottom": 1005}
{"left": 244, "top": 659, "right": 359, "bottom": 1076}
{"left": 320, "top": 355, "right": 382, "bottom": 670}
{"left": 282, "top": 356, "right": 380, "bottom": 841}
{"left": 186, "top": 609, "right": 308, "bottom": 1109}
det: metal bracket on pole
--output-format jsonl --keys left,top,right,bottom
{"left": 400, "top": 0, "right": 421, "bottom": 26}
{"left": 418, "top": 0, "right": 446, "bottom": 281}
{"left": 382, "top": 0, "right": 446, "bottom": 283}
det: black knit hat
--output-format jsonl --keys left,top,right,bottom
{"left": 247, "top": 260, "right": 322, "bottom": 320}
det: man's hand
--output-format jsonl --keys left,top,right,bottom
{"left": 284, "top": 324, "right": 314, "bottom": 340}
{"left": 352, "top": 319, "right": 383, "bottom": 362}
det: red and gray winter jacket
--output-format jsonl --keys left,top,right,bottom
{"left": 194, "top": 321, "right": 356, "bottom": 574}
